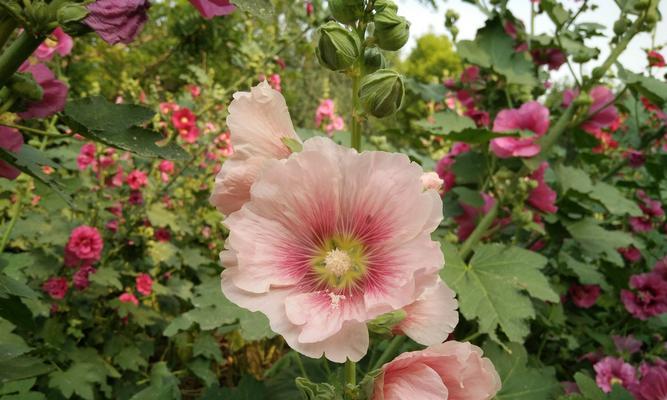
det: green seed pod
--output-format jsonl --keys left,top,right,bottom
{"left": 315, "top": 21, "right": 361, "bottom": 72}
{"left": 362, "top": 47, "right": 387, "bottom": 75}
{"left": 359, "top": 69, "right": 405, "bottom": 118}
{"left": 9, "top": 73, "right": 44, "bottom": 102}
{"left": 373, "top": 9, "right": 410, "bottom": 51}
{"left": 57, "top": 3, "right": 89, "bottom": 25}
{"left": 634, "top": 0, "right": 650, "bottom": 11}
{"left": 591, "top": 66, "right": 605, "bottom": 80}
{"left": 328, "top": 0, "right": 365, "bottom": 25}
{"left": 374, "top": 0, "right": 398, "bottom": 13}
{"left": 574, "top": 92, "right": 593, "bottom": 107}
{"left": 613, "top": 19, "right": 627, "bottom": 35}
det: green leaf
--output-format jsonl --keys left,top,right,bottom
{"left": 457, "top": 20, "right": 537, "bottom": 86}
{"left": 0, "top": 318, "right": 31, "bottom": 363}
{"left": 618, "top": 64, "right": 667, "bottom": 106}
{"left": 193, "top": 333, "right": 223, "bottom": 363}
{"left": 566, "top": 219, "right": 637, "bottom": 266}
{"left": 556, "top": 165, "right": 593, "bottom": 194}
{"left": 445, "top": 128, "right": 520, "bottom": 144}
{"left": 441, "top": 243, "right": 558, "bottom": 343}
{"left": 452, "top": 187, "right": 484, "bottom": 207}
{"left": 589, "top": 182, "right": 642, "bottom": 216}
{"left": 0, "top": 275, "right": 39, "bottom": 300}
{"left": 560, "top": 253, "right": 609, "bottom": 290}
{"left": 294, "top": 377, "right": 338, "bottom": 400}
{"left": 231, "top": 0, "right": 273, "bottom": 17}
{"left": 188, "top": 359, "right": 218, "bottom": 387}
{"left": 451, "top": 152, "right": 487, "bottom": 185}
{"left": 129, "top": 362, "right": 181, "bottom": 400}
{"left": 540, "top": 0, "right": 570, "bottom": 27}
{"left": 484, "top": 342, "right": 561, "bottom": 399}
{"left": 215, "top": 375, "right": 267, "bottom": 400}
{"left": 415, "top": 111, "right": 475, "bottom": 135}
{"left": 89, "top": 267, "right": 122, "bottom": 290}
{"left": 62, "top": 97, "right": 190, "bottom": 160}
{"left": 574, "top": 372, "right": 605, "bottom": 400}
{"left": 114, "top": 346, "right": 148, "bottom": 372}
{"left": 0, "top": 356, "right": 53, "bottom": 383}
{"left": 49, "top": 362, "right": 108, "bottom": 399}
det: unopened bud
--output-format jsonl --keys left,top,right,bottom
{"left": 362, "top": 47, "right": 387, "bottom": 75}
{"left": 316, "top": 21, "right": 361, "bottom": 72}
{"left": 328, "top": 0, "right": 365, "bottom": 25}
{"left": 359, "top": 69, "right": 405, "bottom": 118}
{"left": 374, "top": 0, "right": 398, "bottom": 13}
{"left": 373, "top": 9, "right": 410, "bottom": 51}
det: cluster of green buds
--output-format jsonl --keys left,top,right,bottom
{"left": 444, "top": 9, "right": 459, "bottom": 41}
{"left": 315, "top": 0, "right": 409, "bottom": 118}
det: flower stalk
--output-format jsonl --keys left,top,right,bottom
{"left": 459, "top": 201, "right": 499, "bottom": 260}
{"left": 0, "top": 30, "right": 45, "bottom": 89}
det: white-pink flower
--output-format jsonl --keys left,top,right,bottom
{"left": 220, "top": 137, "right": 445, "bottom": 362}
{"left": 209, "top": 81, "right": 301, "bottom": 215}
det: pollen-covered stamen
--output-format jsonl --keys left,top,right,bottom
{"left": 324, "top": 249, "right": 352, "bottom": 277}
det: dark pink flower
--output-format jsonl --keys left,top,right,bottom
{"left": 638, "top": 190, "right": 664, "bottom": 218}
{"left": 531, "top": 48, "right": 566, "bottom": 70}
{"left": 569, "top": 284, "right": 600, "bottom": 308}
{"left": 648, "top": 50, "right": 666, "bottom": 68}
{"left": 269, "top": 74, "right": 282, "bottom": 92}
{"left": 189, "top": 0, "right": 235, "bottom": 19}
{"left": 618, "top": 246, "right": 642, "bottom": 263}
{"left": 106, "top": 219, "right": 119, "bottom": 232}
{"left": 612, "top": 335, "right": 642, "bottom": 355}
{"left": 154, "top": 227, "right": 171, "bottom": 242}
{"left": 594, "top": 357, "right": 638, "bottom": 393}
{"left": 562, "top": 88, "right": 577, "bottom": 107}
{"left": 86, "top": 0, "right": 150, "bottom": 45}
{"left": 633, "top": 367, "right": 667, "bottom": 400}
{"left": 621, "top": 273, "right": 667, "bottom": 320}
{"left": 490, "top": 137, "right": 541, "bottom": 158}
{"left": 73, "top": 265, "right": 96, "bottom": 290}
{"left": 653, "top": 256, "right": 667, "bottom": 281}
{"left": 0, "top": 127, "right": 23, "bottom": 180}
{"left": 460, "top": 66, "right": 480, "bottom": 83}
{"left": 34, "top": 28, "right": 73, "bottom": 61}
{"left": 306, "top": 1, "right": 314, "bottom": 16}
{"left": 179, "top": 126, "right": 200, "bottom": 143}
{"left": 65, "top": 226, "right": 104, "bottom": 264}
{"left": 136, "top": 273, "right": 153, "bottom": 296}
{"left": 465, "top": 108, "right": 490, "bottom": 127}
{"left": 119, "top": 292, "right": 139, "bottom": 305}
{"left": 435, "top": 143, "right": 470, "bottom": 193}
{"left": 630, "top": 216, "right": 653, "bottom": 233}
{"left": 188, "top": 85, "right": 201, "bottom": 98}
{"left": 129, "top": 190, "right": 143, "bottom": 205}
{"left": 493, "top": 101, "right": 550, "bottom": 136}
{"left": 528, "top": 162, "right": 558, "bottom": 214}
{"left": 42, "top": 277, "right": 68, "bottom": 300}
{"left": 582, "top": 86, "right": 618, "bottom": 134}
{"left": 77, "top": 143, "right": 96, "bottom": 170}
{"left": 158, "top": 160, "right": 175, "bottom": 182}
{"left": 626, "top": 149, "right": 646, "bottom": 168}
{"left": 18, "top": 63, "right": 68, "bottom": 119}
{"left": 126, "top": 170, "right": 147, "bottom": 190}
{"left": 172, "top": 108, "right": 196, "bottom": 130}
{"left": 455, "top": 193, "right": 496, "bottom": 241}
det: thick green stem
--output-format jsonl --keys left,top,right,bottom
{"left": 351, "top": 74, "right": 361, "bottom": 152}
{"left": 0, "top": 31, "right": 45, "bottom": 89}
{"left": 0, "top": 18, "right": 18, "bottom": 50}
{"left": 371, "top": 335, "right": 406, "bottom": 371}
{"left": 538, "top": 104, "right": 576, "bottom": 155}
{"left": 459, "top": 201, "right": 499, "bottom": 259}
{"left": 0, "top": 190, "right": 23, "bottom": 253}
{"left": 345, "top": 359, "right": 356, "bottom": 387}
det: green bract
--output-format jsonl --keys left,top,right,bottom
{"left": 372, "top": 8, "right": 410, "bottom": 51}
{"left": 359, "top": 68, "right": 404, "bottom": 118}
{"left": 361, "top": 47, "right": 387, "bottom": 75}
{"left": 315, "top": 21, "right": 361, "bottom": 72}
{"left": 328, "top": 0, "right": 365, "bottom": 25}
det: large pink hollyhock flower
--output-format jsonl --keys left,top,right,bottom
{"left": 210, "top": 81, "right": 301, "bottom": 216}
{"left": 582, "top": 86, "right": 618, "bottom": 134}
{"left": 136, "top": 273, "right": 153, "bottom": 296}
{"left": 66, "top": 226, "right": 104, "bottom": 264}
{"left": 0, "top": 127, "right": 23, "bottom": 180}
{"left": 189, "top": 0, "right": 235, "bottom": 19}
{"left": 34, "top": 28, "right": 73, "bottom": 61}
{"left": 634, "top": 367, "right": 667, "bottom": 400}
{"left": 86, "top": 0, "right": 150, "bottom": 45}
{"left": 220, "top": 137, "right": 444, "bottom": 362}
{"left": 372, "top": 341, "right": 501, "bottom": 400}
{"left": 528, "top": 162, "right": 558, "bottom": 214}
{"left": 394, "top": 280, "right": 459, "bottom": 346}
{"left": 18, "top": 64, "right": 68, "bottom": 119}
{"left": 621, "top": 273, "right": 667, "bottom": 320}
{"left": 455, "top": 193, "right": 496, "bottom": 241}
{"left": 490, "top": 101, "right": 549, "bottom": 159}
{"left": 594, "top": 357, "right": 638, "bottom": 393}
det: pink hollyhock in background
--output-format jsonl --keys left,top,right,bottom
{"left": 527, "top": 162, "right": 558, "bottom": 214}
{"left": 625, "top": 149, "right": 646, "bottom": 168}
{"left": 653, "top": 256, "right": 667, "bottom": 280}
{"left": 189, "top": 0, "right": 235, "bottom": 19}
{"left": 65, "top": 226, "right": 104, "bottom": 265}
{"left": 136, "top": 273, "right": 153, "bottom": 296}
{"left": 395, "top": 280, "right": 459, "bottom": 346}
{"left": 158, "top": 160, "right": 175, "bottom": 182}
{"left": 594, "top": 357, "right": 638, "bottom": 393}
{"left": 637, "top": 190, "right": 664, "bottom": 218}
{"left": 34, "top": 28, "right": 73, "bottom": 61}
{"left": 154, "top": 228, "right": 171, "bottom": 242}
{"left": 315, "top": 99, "right": 345, "bottom": 135}
{"left": 420, "top": 172, "right": 444, "bottom": 192}
{"left": 629, "top": 216, "right": 653, "bottom": 233}
{"left": 372, "top": 341, "right": 501, "bottom": 400}
{"left": 86, "top": 0, "right": 150, "bottom": 45}
{"left": 119, "top": 292, "right": 139, "bottom": 306}
{"left": 210, "top": 81, "right": 301, "bottom": 216}
{"left": 568, "top": 284, "right": 601, "bottom": 308}
{"left": 633, "top": 367, "right": 667, "bottom": 400}
{"left": 621, "top": 273, "right": 667, "bottom": 320}
{"left": 73, "top": 265, "right": 96, "bottom": 290}
{"left": 435, "top": 142, "right": 470, "bottom": 193}
{"left": 460, "top": 66, "right": 480, "bottom": 84}
{"left": 18, "top": 63, "right": 68, "bottom": 119}
{"left": 179, "top": 126, "right": 201, "bottom": 143}
{"left": 305, "top": 1, "right": 314, "bottom": 16}
{"left": 581, "top": 86, "right": 618, "bottom": 134}
{"left": 648, "top": 50, "right": 666, "bottom": 67}
{"left": 188, "top": 85, "right": 201, "bottom": 98}
{"left": 129, "top": 190, "right": 143, "bottom": 205}
{"left": 220, "top": 137, "right": 446, "bottom": 362}
{"left": 455, "top": 193, "right": 496, "bottom": 241}
{"left": 43, "top": 277, "right": 68, "bottom": 300}
{"left": 531, "top": 48, "right": 566, "bottom": 70}
{"left": 77, "top": 143, "right": 96, "bottom": 170}
{"left": 0, "top": 127, "right": 23, "bottom": 180}
{"left": 172, "top": 108, "right": 196, "bottom": 130}
{"left": 269, "top": 74, "right": 282, "bottom": 92}
{"left": 126, "top": 170, "right": 147, "bottom": 190}
{"left": 159, "top": 102, "right": 179, "bottom": 114}
{"left": 618, "top": 246, "right": 642, "bottom": 263}
{"left": 490, "top": 101, "right": 550, "bottom": 159}
{"left": 612, "top": 335, "right": 642, "bottom": 355}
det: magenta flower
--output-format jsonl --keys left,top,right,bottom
{"left": 129, "top": 190, "right": 143, "bottom": 205}
{"left": 653, "top": 256, "right": 667, "bottom": 280}
{"left": 126, "top": 170, "right": 147, "bottom": 190}
{"left": 626, "top": 149, "right": 646, "bottom": 168}
{"left": 171, "top": 108, "right": 196, "bottom": 130}
{"left": 86, "top": 0, "right": 150, "bottom": 45}
{"left": 159, "top": 102, "right": 179, "bottom": 114}
{"left": 77, "top": 143, "right": 96, "bottom": 170}
{"left": 568, "top": 284, "right": 601, "bottom": 308}
{"left": 648, "top": 50, "right": 666, "bottom": 68}
{"left": 435, "top": 142, "right": 470, "bottom": 193}
{"left": 490, "top": 101, "right": 549, "bottom": 159}
{"left": 527, "top": 162, "right": 558, "bottom": 214}
{"left": 460, "top": 66, "right": 480, "bottom": 83}
{"left": 18, "top": 63, "right": 68, "bottom": 119}
{"left": 210, "top": 81, "right": 301, "bottom": 216}
{"left": 136, "top": 273, "right": 153, "bottom": 296}
{"left": 490, "top": 137, "right": 541, "bottom": 158}
{"left": 594, "top": 357, "right": 638, "bottom": 393}
{"left": 630, "top": 216, "right": 653, "bottom": 233}
{"left": 612, "top": 335, "right": 642, "bottom": 355}
{"left": 119, "top": 292, "right": 139, "bottom": 305}
{"left": 158, "top": 160, "right": 175, "bottom": 182}
{"left": 455, "top": 193, "right": 496, "bottom": 241}
{"left": 43, "top": 277, "right": 69, "bottom": 300}
{"left": 220, "top": 137, "right": 447, "bottom": 362}
{"left": 372, "top": 341, "right": 501, "bottom": 400}
{"left": 34, "top": 28, "right": 73, "bottom": 61}
{"left": 531, "top": 48, "right": 566, "bottom": 70}
{"left": 0, "top": 127, "right": 23, "bottom": 180}
{"left": 65, "top": 226, "right": 104, "bottom": 265}
{"left": 179, "top": 125, "right": 200, "bottom": 143}
{"left": 618, "top": 246, "right": 642, "bottom": 263}
{"left": 189, "top": 0, "right": 235, "bottom": 19}
{"left": 638, "top": 190, "right": 664, "bottom": 218}
{"left": 621, "top": 273, "right": 667, "bottom": 320}
{"left": 633, "top": 367, "right": 667, "bottom": 400}
{"left": 154, "top": 228, "right": 171, "bottom": 242}
{"left": 581, "top": 86, "right": 618, "bottom": 134}
{"left": 73, "top": 265, "right": 96, "bottom": 290}
{"left": 269, "top": 73, "right": 282, "bottom": 92}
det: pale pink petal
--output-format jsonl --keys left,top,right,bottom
{"left": 379, "top": 364, "right": 449, "bottom": 400}
{"left": 210, "top": 157, "right": 264, "bottom": 217}
{"left": 397, "top": 280, "right": 459, "bottom": 346}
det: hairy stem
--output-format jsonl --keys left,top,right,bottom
{"left": 459, "top": 201, "right": 499, "bottom": 260}
{"left": 345, "top": 359, "right": 356, "bottom": 387}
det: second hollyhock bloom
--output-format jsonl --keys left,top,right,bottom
{"left": 621, "top": 272, "right": 667, "bottom": 320}
{"left": 527, "top": 162, "right": 558, "bottom": 214}
{"left": 490, "top": 101, "right": 550, "bottom": 159}
{"left": 594, "top": 357, "right": 638, "bottom": 393}
{"left": 581, "top": 86, "right": 618, "bottom": 135}
{"left": 221, "top": 137, "right": 446, "bottom": 362}
{"left": 18, "top": 63, "right": 68, "bottom": 119}
{"left": 372, "top": 341, "right": 501, "bottom": 400}
{"left": 65, "top": 226, "right": 104, "bottom": 265}
{"left": 189, "top": 0, "right": 235, "bottom": 19}
{"left": 34, "top": 28, "right": 73, "bottom": 61}
{"left": 86, "top": 0, "right": 150, "bottom": 45}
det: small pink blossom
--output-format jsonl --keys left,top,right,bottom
{"left": 159, "top": 102, "right": 179, "bottom": 114}
{"left": 582, "top": 86, "right": 618, "bottom": 134}
{"left": 612, "top": 335, "right": 642, "bottom": 355}
{"left": 460, "top": 66, "right": 480, "bottom": 83}
{"left": 119, "top": 292, "right": 139, "bottom": 306}
{"left": 269, "top": 73, "right": 282, "bottom": 92}
{"left": 626, "top": 149, "right": 646, "bottom": 168}
{"left": 648, "top": 50, "right": 666, "bottom": 68}
{"left": 126, "top": 170, "right": 147, "bottom": 190}
{"left": 171, "top": 108, "right": 196, "bottom": 130}
{"left": 34, "top": 28, "right": 73, "bottom": 61}
{"left": 179, "top": 126, "right": 201, "bottom": 143}
{"left": 435, "top": 142, "right": 470, "bottom": 193}
{"left": 158, "top": 160, "right": 175, "bottom": 182}
{"left": 531, "top": 48, "right": 566, "bottom": 70}
{"left": 621, "top": 273, "right": 667, "bottom": 320}
{"left": 527, "top": 162, "right": 558, "bottom": 214}
{"left": 0, "top": 127, "right": 23, "bottom": 180}
{"left": 315, "top": 99, "right": 336, "bottom": 126}
{"left": 136, "top": 273, "right": 153, "bottom": 296}
{"left": 618, "top": 246, "right": 642, "bottom": 263}
{"left": 106, "top": 219, "right": 119, "bottom": 232}
{"left": 77, "top": 143, "right": 96, "bottom": 170}
{"left": 638, "top": 190, "right": 664, "bottom": 218}
{"left": 372, "top": 341, "right": 501, "bottom": 400}
{"left": 154, "top": 228, "right": 171, "bottom": 242}
{"left": 188, "top": 84, "right": 201, "bottom": 98}
{"left": 306, "top": 2, "right": 313, "bottom": 16}
{"left": 630, "top": 216, "right": 653, "bottom": 233}
{"left": 129, "top": 190, "right": 143, "bottom": 205}
{"left": 43, "top": 277, "right": 68, "bottom": 300}
{"left": 65, "top": 225, "right": 104, "bottom": 265}
{"left": 568, "top": 284, "right": 600, "bottom": 308}
{"left": 594, "top": 357, "right": 638, "bottom": 393}
{"left": 73, "top": 265, "right": 96, "bottom": 290}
